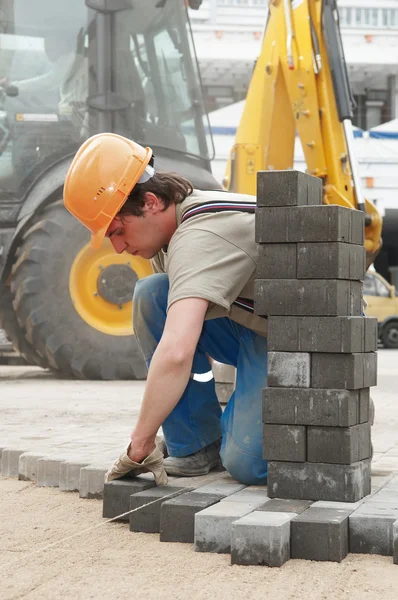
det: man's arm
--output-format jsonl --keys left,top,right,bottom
{"left": 128, "top": 296, "right": 209, "bottom": 462}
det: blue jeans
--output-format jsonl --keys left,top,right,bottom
{"left": 133, "top": 273, "right": 268, "bottom": 485}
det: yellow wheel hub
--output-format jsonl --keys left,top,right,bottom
{"left": 69, "top": 240, "right": 153, "bottom": 336}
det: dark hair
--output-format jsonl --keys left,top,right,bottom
{"left": 118, "top": 172, "right": 193, "bottom": 218}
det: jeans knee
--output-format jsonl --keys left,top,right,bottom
{"left": 133, "top": 274, "right": 168, "bottom": 323}
{"left": 220, "top": 436, "right": 267, "bottom": 486}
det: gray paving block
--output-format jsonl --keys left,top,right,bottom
{"left": 256, "top": 498, "right": 313, "bottom": 514}
{"left": 1, "top": 449, "right": 27, "bottom": 477}
{"left": 257, "top": 243, "right": 297, "bottom": 279}
{"left": 59, "top": 460, "right": 90, "bottom": 492}
{"left": 364, "top": 317, "right": 379, "bottom": 353}
{"left": 37, "top": 457, "right": 64, "bottom": 487}
{"left": 297, "top": 242, "right": 365, "bottom": 280}
{"left": 79, "top": 466, "right": 108, "bottom": 499}
{"left": 129, "top": 486, "right": 190, "bottom": 533}
{"left": 349, "top": 511, "right": 398, "bottom": 555}
{"left": 311, "top": 499, "right": 367, "bottom": 511}
{"left": 263, "top": 387, "right": 369, "bottom": 427}
{"left": 291, "top": 508, "right": 350, "bottom": 562}
{"left": 307, "top": 423, "right": 371, "bottom": 464}
{"left": 393, "top": 520, "right": 398, "bottom": 564}
{"left": 255, "top": 205, "right": 364, "bottom": 244}
{"left": 256, "top": 170, "right": 322, "bottom": 207}
{"left": 231, "top": 511, "right": 296, "bottom": 566}
{"left": 268, "top": 459, "right": 371, "bottom": 502}
{"left": 268, "top": 352, "right": 310, "bottom": 388}
{"left": 365, "top": 491, "right": 398, "bottom": 508}
{"left": 103, "top": 476, "right": 156, "bottom": 521}
{"left": 359, "top": 390, "right": 371, "bottom": 423}
{"left": 268, "top": 316, "right": 377, "bottom": 353}
{"left": 221, "top": 487, "right": 268, "bottom": 505}
{"left": 195, "top": 501, "right": 258, "bottom": 554}
{"left": 311, "top": 353, "right": 377, "bottom": 389}
{"left": 18, "top": 452, "right": 46, "bottom": 482}
{"left": 160, "top": 492, "right": 221, "bottom": 543}
{"left": 263, "top": 424, "right": 306, "bottom": 462}
{"left": 193, "top": 479, "right": 246, "bottom": 497}
{"left": 255, "top": 279, "right": 362, "bottom": 317}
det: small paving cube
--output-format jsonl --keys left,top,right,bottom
{"left": 231, "top": 511, "right": 297, "bottom": 567}
{"left": 311, "top": 353, "right": 377, "bottom": 389}
{"left": 195, "top": 502, "right": 257, "bottom": 554}
{"left": 268, "top": 352, "right": 310, "bottom": 388}
{"left": 307, "top": 423, "right": 371, "bottom": 464}
{"left": 350, "top": 508, "right": 398, "bottom": 556}
{"left": 160, "top": 492, "right": 222, "bottom": 543}
{"left": 291, "top": 508, "right": 350, "bottom": 562}
{"left": 257, "top": 244, "right": 297, "bottom": 279}
{"left": 256, "top": 498, "right": 313, "bottom": 514}
{"left": 263, "top": 424, "right": 306, "bottom": 462}
{"left": 130, "top": 486, "right": 190, "bottom": 533}
{"left": 296, "top": 242, "right": 365, "bottom": 280}
{"left": 103, "top": 476, "right": 156, "bottom": 521}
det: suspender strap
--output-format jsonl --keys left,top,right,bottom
{"left": 181, "top": 201, "right": 256, "bottom": 223}
{"left": 181, "top": 200, "right": 264, "bottom": 318}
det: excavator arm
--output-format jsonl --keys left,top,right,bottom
{"left": 224, "top": 0, "right": 382, "bottom": 266}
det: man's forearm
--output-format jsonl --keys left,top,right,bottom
{"left": 132, "top": 341, "right": 194, "bottom": 444}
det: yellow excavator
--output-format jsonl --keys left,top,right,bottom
{"left": 0, "top": 0, "right": 382, "bottom": 378}
{"left": 224, "top": 0, "right": 382, "bottom": 268}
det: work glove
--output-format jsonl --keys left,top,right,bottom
{"left": 105, "top": 436, "right": 168, "bottom": 486}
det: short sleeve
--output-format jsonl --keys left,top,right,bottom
{"left": 166, "top": 228, "right": 256, "bottom": 315}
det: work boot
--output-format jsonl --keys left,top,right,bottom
{"left": 163, "top": 438, "right": 223, "bottom": 476}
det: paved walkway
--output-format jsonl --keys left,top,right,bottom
{"left": 0, "top": 349, "right": 397, "bottom": 475}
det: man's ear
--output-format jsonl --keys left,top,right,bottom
{"left": 143, "top": 192, "right": 162, "bottom": 213}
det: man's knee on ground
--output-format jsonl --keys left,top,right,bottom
{"left": 221, "top": 438, "right": 267, "bottom": 486}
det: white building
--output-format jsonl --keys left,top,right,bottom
{"left": 189, "top": 0, "right": 398, "bottom": 128}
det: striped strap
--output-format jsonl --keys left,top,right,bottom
{"left": 181, "top": 200, "right": 262, "bottom": 317}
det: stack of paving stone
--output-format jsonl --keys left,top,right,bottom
{"left": 251, "top": 169, "right": 377, "bottom": 561}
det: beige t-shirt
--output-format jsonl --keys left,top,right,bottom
{"left": 151, "top": 189, "right": 267, "bottom": 337}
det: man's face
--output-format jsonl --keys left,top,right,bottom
{"left": 106, "top": 192, "right": 172, "bottom": 259}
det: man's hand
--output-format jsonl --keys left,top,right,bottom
{"left": 105, "top": 436, "right": 167, "bottom": 485}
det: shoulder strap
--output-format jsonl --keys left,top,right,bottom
{"left": 181, "top": 200, "right": 256, "bottom": 223}
{"left": 180, "top": 200, "right": 265, "bottom": 319}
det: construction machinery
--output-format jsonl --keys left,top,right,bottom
{"left": 223, "top": 0, "right": 383, "bottom": 269}
{"left": 0, "top": 0, "right": 220, "bottom": 378}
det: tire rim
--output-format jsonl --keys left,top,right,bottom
{"left": 69, "top": 240, "right": 153, "bottom": 336}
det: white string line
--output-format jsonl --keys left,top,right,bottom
{"left": 0, "top": 473, "right": 219, "bottom": 572}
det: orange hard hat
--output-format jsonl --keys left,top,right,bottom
{"left": 64, "top": 133, "right": 153, "bottom": 249}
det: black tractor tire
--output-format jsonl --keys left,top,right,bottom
{"left": 0, "top": 283, "right": 49, "bottom": 369}
{"left": 381, "top": 321, "right": 398, "bottom": 349}
{"left": 9, "top": 201, "right": 148, "bottom": 380}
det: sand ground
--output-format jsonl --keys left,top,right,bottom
{"left": 1, "top": 476, "right": 398, "bottom": 600}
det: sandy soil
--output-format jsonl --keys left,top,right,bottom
{"left": 1, "top": 477, "right": 398, "bottom": 600}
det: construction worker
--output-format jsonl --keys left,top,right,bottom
{"left": 64, "top": 133, "right": 268, "bottom": 486}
